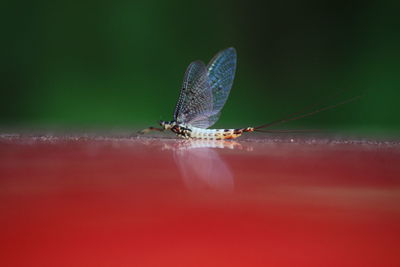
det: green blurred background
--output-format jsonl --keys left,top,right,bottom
{"left": 2, "top": 0, "right": 399, "bottom": 134}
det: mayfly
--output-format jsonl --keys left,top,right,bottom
{"left": 141, "top": 47, "right": 359, "bottom": 140}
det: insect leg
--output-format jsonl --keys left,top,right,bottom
{"left": 138, "top": 127, "right": 165, "bottom": 134}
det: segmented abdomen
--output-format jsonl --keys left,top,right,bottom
{"left": 189, "top": 126, "right": 254, "bottom": 140}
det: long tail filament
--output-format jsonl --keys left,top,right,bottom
{"left": 253, "top": 94, "right": 362, "bottom": 132}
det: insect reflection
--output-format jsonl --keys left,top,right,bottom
{"left": 170, "top": 140, "right": 246, "bottom": 192}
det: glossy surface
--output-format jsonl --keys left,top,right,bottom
{"left": 1, "top": 134, "right": 400, "bottom": 266}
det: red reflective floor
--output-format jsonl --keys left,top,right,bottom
{"left": 1, "top": 134, "right": 400, "bottom": 266}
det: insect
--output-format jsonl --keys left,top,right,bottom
{"left": 141, "top": 47, "right": 359, "bottom": 140}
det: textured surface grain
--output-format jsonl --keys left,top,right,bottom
{"left": 1, "top": 134, "right": 399, "bottom": 266}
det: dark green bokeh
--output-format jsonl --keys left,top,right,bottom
{"left": 2, "top": 0, "right": 399, "bottom": 134}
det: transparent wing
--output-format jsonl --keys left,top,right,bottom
{"left": 188, "top": 47, "right": 237, "bottom": 128}
{"left": 173, "top": 60, "right": 213, "bottom": 124}
{"left": 174, "top": 48, "right": 237, "bottom": 128}
{"left": 188, "top": 112, "right": 221, "bottom": 128}
{"left": 208, "top": 47, "right": 237, "bottom": 114}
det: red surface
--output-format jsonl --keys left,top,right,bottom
{"left": 1, "top": 135, "right": 400, "bottom": 266}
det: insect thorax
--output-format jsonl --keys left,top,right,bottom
{"left": 160, "top": 120, "right": 192, "bottom": 138}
